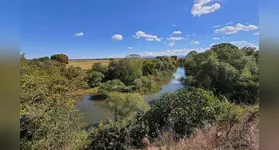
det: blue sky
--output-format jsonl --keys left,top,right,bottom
{"left": 20, "top": 0, "right": 259, "bottom": 59}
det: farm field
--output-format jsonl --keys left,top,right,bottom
{"left": 67, "top": 59, "right": 112, "bottom": 70}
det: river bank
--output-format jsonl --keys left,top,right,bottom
{"left": 75, "top": 67, "right": 186, "bottom": 125}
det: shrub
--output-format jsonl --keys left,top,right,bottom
{"left": 50, "top": 54, "right": 69, "bottom": 64}
{"left": 91, "top": 62, "right": 107, "bottom": 74}
{"left": 133, "top": 76, "right": 160, "bottom": 94}
{"left": 104, "top": 92, "right": 150, "bottom": 121}
{"left": 99, "top": 79, "right": 132, "bottom": 96}
{"left": 143, "top": 87, "right": 223, "bottom": 138}
{"left": 88, "top": 71, "right": 104, "bottom": 88}
{"left": 183, "top": 43, "right": 259, "bottom": 105}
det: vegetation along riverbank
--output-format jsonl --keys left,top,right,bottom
{"left": 20, "top": 43, "right": 259, "bottom": 150}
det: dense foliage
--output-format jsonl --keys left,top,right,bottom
{"left": 141, "top": 87, "right": 224, "bottom": 138}
{"left": 99, "top": 79, "right": 133, "bottom": 96}
{"left": 88, "top": 71, "right": 104, "bottom": 88}
{"left": 90, "top": 62, "right": 107, "bottom": 74}
{"left": 183, "top": 43, "right": 259, "bottom": 105}
{"left": 50, "top": 54, "right": 69, "bottom": 64}
{"left": 88, "top": 87, "right": 247, "bottom": 149}
{"left": 20, "top": 54, "right": 90, "bottom": 150}
{"left": 20, "top": 44, "right": 258, "bottom": 150}
{"left": 104, "top": 92, "right": 150, "bottom": 121}
{"left": 105, "top": 59, "right": 143, "bottom": 85}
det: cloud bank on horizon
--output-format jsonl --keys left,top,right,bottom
{"left": 20, "top": 0, "right": 259, "bottom": 59}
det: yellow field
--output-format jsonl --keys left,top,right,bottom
{"left": 67, "top": 59, "right": 111, "bottom": 70}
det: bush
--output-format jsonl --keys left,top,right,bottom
{"left": 105, "top": 59, "right": 143, "bottom": 85}
{"left": 50, "top": 54, "right": 69, "bottom": 64}
{"left": 105, "top": 92, "right": 150, "bottom": 121}
{"left": 99, "top": 79, "right": 132, "bottom": 96}
{"left": 133, "top": 76, "right": 160, "bottom": 94}
{"left": 64, "top": 66, "right": 89, "bottom": 90}
{"left": 91, "top": 62, "right": 107, "bottom": 74}
{"left": 20, "top": 104, "right": 89, "bottom": 150}
{"left": 88, "top": 71, "right": 104, "bottom": 88}
{"left": 142, "top": 87, "right": 223, "bottom": 138}
{"left": 183, "top": 43, "right": 259, "bottom": 105}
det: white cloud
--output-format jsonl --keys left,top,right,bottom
{"left": 213, "top": 37, "right": 220, "bottom": 40}
{"left": 172, "top": 24, "right": 176, "bottom": 27}
{"left": 193, "top": 33, "right": 196, "bottom": 36}
{"left": 168, "top": 42, "right": 175, "bottom": 47}
{"left": 215, "top": 23, "right": 259, "bottom": 34}
{"left": 137, "top": 47, "right": 208, "bottom": 57}
{"left": 191, "top": 0, "right": 221, "bottom": 17}
{"left": 128, "top": 47, "right": 133, "bottom": 50}
{"left": 167, "top": 37, "right": 184, "bottom": 41}
{"left": 253, "top": 32, "right": 259, "bottom": 36}
{"left": 172, "top": 31, "right": 182, "bottom": 34}
{"left": 75, "top": 32, "right": 84, "bottom": 37}
{"left": 230, "top": 41, "right": 258, "bottom": 49}
{"left": 186, "top": 34, "right": 190, "bottom": 37}
{"left": 112, "top": 34, "right": 123, "bottom": 40}
{"left": 133, "top": 31, "right": 161, "bottom": 42}
{"left": 213, "top": 25, "right": 221, "bottom": 28}
{"left": 190, "top": 40, "right": 200, "bottom": 45}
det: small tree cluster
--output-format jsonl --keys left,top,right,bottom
{"left": 50, "top": 54, "right": 69, "bottom": 64}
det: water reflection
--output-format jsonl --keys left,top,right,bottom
{"left": 143, "top": 68, "right": 185, "bottom": 103}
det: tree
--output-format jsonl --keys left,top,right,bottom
{"left": 105, "top": 59, "right": 143, "bottom": 85}
{"left": 133, "top": 76, "right": 159, "bottom": 94}
{"left": 142, "top": 60, "right": 156, "bottom": 76}
{"left": 186, "top": 51, "right": 198, "bottom": 58}
{"left": 88, "top": 71, "right": 104, "bottom": 88}
{"left": 99, "top": 79, "right": 132, "bottom": 96}
{"left": 126, "top": 54, "right": 141, "bottom": 59}
{"left": 91, "top": 62, "right": 107, "bottom": 74}
{"left": 142, "top": 87, "right": 224, "bottom": 138}
{"left": 20, "top": 56, "right": 90, "bottom": 149}
{"left": 20, "top": 104, "right": 89, "bottom": 150}
{"left": 183, "top": 43, "right": 259, "bottom": 105}
{"left": 170, "top": 55, "right": 178, "bottom": 61}
{"left": 50, "top": 54, "right": 69, "bottom": 64}
{"left": 104, "top": 92, "right": 149, "bottom": 121}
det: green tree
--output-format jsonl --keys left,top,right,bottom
{"left": 88, "top": 71, "right": 104, "bottom": 88}
{"left": 186, "top": 50, "right": 198, "bottom": 58}
{"left": 20, "top": 56, "right": 90, "bottom": 149}
{"left": 170, "top": 55, "right": 178, "bottom": 61}
{"left": 141, "top": 87, "right": 223, "bottom": 138}
{"left": 91, "top": 62, "right": 107, "bottom": 74}
{"left": 104, "top": 92, "right": 149, "bottom": 121}
{"left": 20, "top": 104, "right": 89, "bottom": 150}
{"left": 64, "top": 66, "right": 89, "bottom": 90}
{"left": 50, "top": 54, "right": 69, "bottom": 64}
{"left": 142, "top": 60, "right": 156, "bottom": 76}
{"left": 99, "top": 79, "right": 132, "bottom": 96}
{"left": 183, "top": 43, "right": 259, "bottom": 105}
{"left": 105, "top": 59, "right": 143, "bottom": 85}
{"left": 133, "top": 76, "right": 159, "bottom": 94}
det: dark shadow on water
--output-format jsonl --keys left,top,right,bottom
{"left": 88, "top": 94, "right": 107, "bottom": 101}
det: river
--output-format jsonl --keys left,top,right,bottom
{"left": 75, "top": 67, "right": 185, "bottom": 125}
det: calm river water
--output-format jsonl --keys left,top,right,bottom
{"left": 75, "top": 68, "right": 185, "bottom": 125}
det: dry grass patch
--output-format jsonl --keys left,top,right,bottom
{"left": 67, "top": 59, "right": 111, "bottom": 70}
